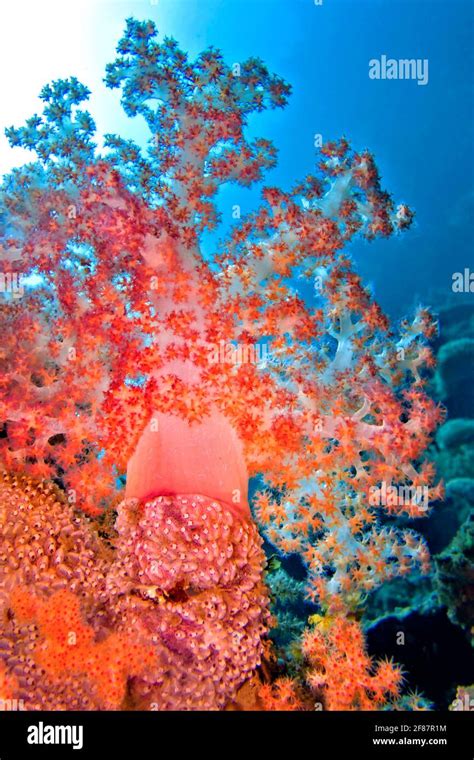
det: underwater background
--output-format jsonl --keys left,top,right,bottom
{"left": 0, "top": 0, "right": 473, "bottom": 712}
{"left": 1, "top": 0, "right": 473, "bottom": 319}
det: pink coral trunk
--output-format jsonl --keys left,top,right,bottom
{"left": 125, "top": 409, "right": 251, "bottom": 520}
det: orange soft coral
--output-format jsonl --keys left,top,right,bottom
{"left": 0, "top": 18, "right": 442, "bottom": 709}
{"left": 259, "top": 677, "right": 303, "bottom": 711}
{"left": 301, "top": 616, "right": 403, "bottom": 710}
{"left": 10, "top": 588, "right": 156, "bottom": 709}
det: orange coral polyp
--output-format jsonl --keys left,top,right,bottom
{"left": 10, "top": 588, "right": 155, "bottom": 709}
{"left": 301, "top": 617, "right": 404, "bottom": 710}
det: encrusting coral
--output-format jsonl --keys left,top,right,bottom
{"left": 0, "top": 18, "right": 443, "bottom": 709}
{"left": 0, "top": 475, "right": 268, "bottom": 709}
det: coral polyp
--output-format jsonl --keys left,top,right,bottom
{"left": 0, "top": 18, "right": 445, "bottom": 711}
{"left": 109, "top": 494, "right": 269, "bottom": 709}
{"left": 0, "top": 474, "right": 268, "bottom": 710}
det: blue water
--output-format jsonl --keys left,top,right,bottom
{"left": 124, "top": 0, "right": 473, "bottom": 320}
{"left": 2, "top": 0, "right": 473, "bottom": 318}
{"left": 186, "top": 0, "right": 474, "bottom": 319}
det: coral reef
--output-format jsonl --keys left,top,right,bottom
{"left": 353, "top": 297, "right": 474, "bottom": 708}
{"left": 0, "top": 18, "right": 444, "bottom": 709}
{"left": 435, "top": 509, "right": 474, "bottom": 634}
{"left": 435, "top": 339, "right": 474, "bottom": 418}
{"left": 265, "top": 565, "right": 307, "bottom": 664}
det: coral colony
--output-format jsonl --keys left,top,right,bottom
{"left": 0, "top": 19, "right": 443, "bottom": 710}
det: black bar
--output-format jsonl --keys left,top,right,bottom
{"left": 0, "top": 710, "right": 471, "bottom": 758}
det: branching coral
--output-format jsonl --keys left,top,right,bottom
{"left": 301, "top": 616, "right": 403, "bottom": 710}
{"left": 0, "top": 18, "right": 442, "bottom": 709}
{"left": 259, "top": 677, "right": 304, "bottom": 711}
{"left": 258, "top": 614, "right": 432, "bottom": 712}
